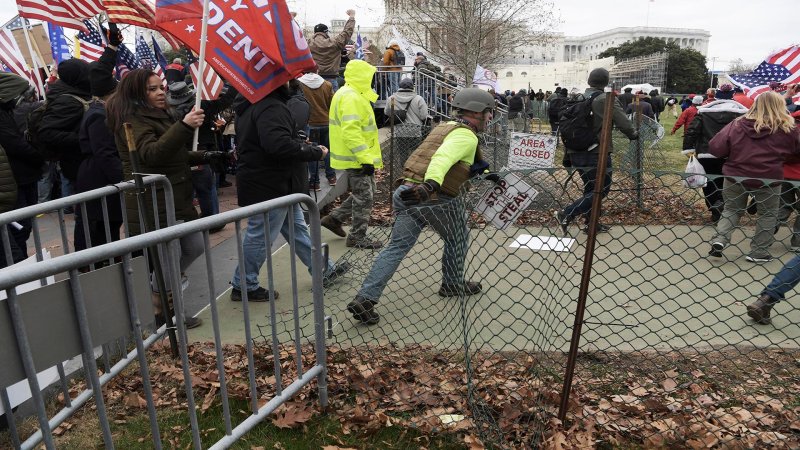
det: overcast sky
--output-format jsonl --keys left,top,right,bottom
{"left": 0, "top": 0, "right": 796, "bottom": 68}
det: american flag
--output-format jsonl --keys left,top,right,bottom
{"left": 152, "top": 36, "right": 167, "bottom": 71}
{"left": 731, "top": 45, "right": 800, "bottom": 99}
{"left": 17, "top": 0, "right": 101, "bottom": 32}
{"left": 46, "top": 23, "right": 72, "bottom": 65}
{"left": 115, "top": 42, "right": 140, "bottom": 79}
{"left": 186, "top": 51, "right": 223, "bottom": 100}
{"left": 104, "top": 0, "right": 183, "bottom": 50}
{"left": 0, "top": 28, "right": 41, "bottom": 97}
{"left": 355, "top": 32, "right": 364, "bottom": 60}
{"left": 136, "top": 34, "right": 165, "bottom": 83}
{"left": 77, "top": 20, "right": 104, "bottom": 62}
{"left": 3, "top": 16, "right": 30, "bottom": 31}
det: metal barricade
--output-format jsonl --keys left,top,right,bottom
{"left": 0, "top": 193, "right": 328, "bottom": 449}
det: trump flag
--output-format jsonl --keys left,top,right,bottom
{"left": 157, "top": 0, "right": 315, "bottom": 103}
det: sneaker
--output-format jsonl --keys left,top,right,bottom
{"left": 346, "top": 296, "right": 380, "bottom": 325}
{"left": 310, "top": 182, "right": 321, "bottom": 192}
{"left": 346, "top": 238, "right": 383, "bottom": 249}
{"left": 209, "top": 224, "right": 226, "bottom": 233}
{"left": 321, "top": 215, "right": 347, "bottom": 237}
{"left": 322, "top": 261, "right": 351, "bottom": 287}
{"left": 327, "top": 175, "right": 337, "bottom": 186}
{"left": 582, "top": 223, "right": 611, "bottom": 234}
{"left": 230, "top": 286, "right": 278, "bottom": 302}
{"left": 184, "top": 316, "right": 203, "bottom": 329}
{"left": 708, "top": 242, "right": 724, "bottom": 258}
{"left": 554, "top": 211, "right": 570, "bottom": 234}
{"left": 747, "top": 294, "right": 776, "bottom": 325}
{"left": 745, "top": 254, "right": 774, "bottom": 263}
{"left": 218, "top": 180, "right": 233, "bottom": 188}
{"left": 439, "top": 281, "right": 483, "bottom": 297}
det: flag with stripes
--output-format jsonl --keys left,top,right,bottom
{"left": 3, "top": 16, "right": 30, "bottom": 31}
{"left": 0, "top": 28, "right": 41, "bottom": 97}
{"left": 136, "top": 34, "right": 165, "bottom": 84}
{"left": 152, "top": 36, "right": 168, "bottom": 71}
{"left": 76, "top": 20, "right": 104, "bottom": 62}
{"left": 186, "top": 51, "right": 223, "bottom": 100}
{"left": 115, "top": 42, "right": 140, "bottom": 79}
{"left": 46, "top": 23, "right": 72, "bottom": 65}
{"left": 17, "top": 0, "right": 102, "bottom": 32}
{"left": 730, "top": 45, "right": 800, "bottom": 99}
{"left": 104, "top": 0, "right": 183, "bottom": 50}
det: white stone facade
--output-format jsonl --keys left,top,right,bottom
{"left": 561, "top": 27, "right": 711, "bottom": 62}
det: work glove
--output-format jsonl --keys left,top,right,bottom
{"left": 399, "top": 180, "right": 439, "bottom": 206}
{"left": 360, "top": 164, "right": 375, "bottom": 176}
{"left": 629, "top": 131, "right": 639, "bottom": 141}
{"left": 202, "top": 151, "right": 227, "bottom": 173}
{"left": 101, "top": 23, "right": 123, "bottom": 47}
{"left": 484, "top": 173, "right": 501, "bottom": 184}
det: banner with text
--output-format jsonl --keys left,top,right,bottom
{"left": 476, "top": 172, "right": 537, "bottom": 230}
{"left": 157, "top": 0, "right": 315, "bottom": 103}
{"left": 508, "top": 132, "right": 557, "bottom": 170}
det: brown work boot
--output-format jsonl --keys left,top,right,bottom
{"left": 321, "top": 215, "right": 347, "bottom": 237}
{"left": 747, "top": 294, "right": 777, "bottom": 325}
{"left": 346, "top": 296, "right": 380, "bottom": 325}
{"left": 346, "top": 237, "right": 383, "bottom": 249}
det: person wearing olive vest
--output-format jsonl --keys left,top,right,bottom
{"left": 346, "top": 88, "right": 495, "bottom": 325}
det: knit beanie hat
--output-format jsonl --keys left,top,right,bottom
{"left": 89, "top": 58, "right": 117, "bottom": 97}
{"left": 716, "top": 83, "right": 734, "bottom": 100}
{"left": 0, "top": 73, "right": 31, "bottom": 103}
{"left": 692, "top": 95, "right": 703, "bottom": 105}
{"left": 587, "top": 68, "right": 609, "bottom": 88}
{"left": 57, "top": 58, "right": 90, "bottom": 93}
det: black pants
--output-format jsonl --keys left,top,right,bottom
{"left": 4, "top": 183, "right": 37, "bottom": 265}
{"left": 699, "top": 158, "right": 724, "bottom": 220}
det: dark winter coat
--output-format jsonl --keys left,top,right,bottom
{"left": 77, "top": 101, "right": 123, "bottom": 221}
{"left": 683, "top": 100, "right": 748, "bottom": 155}
{"left": 286, "top": 89, "right": 310, "bottom": 134}
{"left": 114, "top": 107, "right": 203, "bottom": 235}
{"left": 0, "top": 105, "right": 44, "bottom": 185}
{"left": 565, "top": 87, "right": 636, "bottom": 155}
{"left": 626, "top": 100, "right": 655, "bottom": 119}
{"left": 172, "top": 85, "right": 238, "bottom": 151}
{"left": 650, "top": 94, "right": 664, "bottom": 113}
{"left": 618, "top": 91, "right": 634, "bottom": 108}
{"left": 709, "top": 118, "right": 800, "bottom": 187}
{"left": 38, "top": 79, "right": 91, "bottom": 181}
{"left": 0, "top": 144, "right": 16, "bottom": 213}
{"left": 13, "top": 99, "right": 42, "bottom": 132}
{"left": 234, "top": 90, "right": 323, "bottom": 207}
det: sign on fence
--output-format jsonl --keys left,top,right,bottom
{"left": 508, "top": 132, "right": 557, "bottom": 170}
{"left": 476, "top": 172, "right": 537, "bottom": 230}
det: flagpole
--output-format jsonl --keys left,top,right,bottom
{"left": 18, "top": 17, "right": 45, "bottom": 99}
{"left": 192, "top": 0, "right": 213, "bottom": 152}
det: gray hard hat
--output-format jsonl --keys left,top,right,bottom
{"left": 452, "top": 88, "right": 495, "bottom": 113}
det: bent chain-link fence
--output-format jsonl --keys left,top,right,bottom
{"left": 303, "top": 168, "right": 800, "bottom": 449}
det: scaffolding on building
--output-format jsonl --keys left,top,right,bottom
{"left": 609, "top": 52, "right": 668, "bottom": 91}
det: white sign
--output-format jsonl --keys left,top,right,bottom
{"left": 476, "top": 172, "right": 537, "bottom": 230}
{"left": 508, "top": 132, "right": 557, "bottom": 170}
{"left": 510, "top": 234, "right": 575, "bottom": 252}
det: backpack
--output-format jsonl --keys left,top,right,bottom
{"left": 390, "top": 98, "right": 412, "bottom": 123}
{"left": 548, "top": 96, "right": 567, "bottom": 117}
{"left": 558, "top": 91, "right": 602, "bottom": 151}
{"left": 508, "top": 95, "right": 524, "bottom": 111}
{"left": 391, "top": 48, "right": 405, "bottom": 66}
{"left": 26, "top": 94, "right": 90, "bottom": 161}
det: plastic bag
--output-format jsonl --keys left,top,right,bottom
{"left": 683, "top": 155, "right": 707, "bottom": 189}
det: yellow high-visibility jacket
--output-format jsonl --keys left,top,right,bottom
{"left": 329, "top": 60, "right": 383, "bottom": 170}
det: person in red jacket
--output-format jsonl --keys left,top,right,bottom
{"left": 707, "top": 91, "right": 800, "bottom": 262}
{"left": 776, "top": 110, "right": 800, "bottom": 250}
{"left": 671, "top": 95, "right": 702, "bottom": 135}
{"left": 732, "top": 86, "right": 754, "bottom": 109}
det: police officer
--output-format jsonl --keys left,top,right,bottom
{"left": 346, "top": 88, "right": 495, "bottom": 325}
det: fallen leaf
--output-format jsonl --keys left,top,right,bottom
{"left": 661, "top": 378, "right": 677, "bottom": 392}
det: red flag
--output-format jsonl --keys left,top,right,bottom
{"left": 155, "top": 0, "right": 202, "bottom": 23}
{"left": 157, "top": 0, "right": 316, "bottom": 103}
{"left": 0, "top": 28, "right": 42, "bottom": 97}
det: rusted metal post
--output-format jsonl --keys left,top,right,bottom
{"left": 558, "top": 91, "right": 616, "bottom": 422}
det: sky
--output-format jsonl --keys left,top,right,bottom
{"left": 0, "top": 0, "right": 796, "bottom": 68}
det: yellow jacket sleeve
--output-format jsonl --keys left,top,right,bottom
{"left": 424, "top": 128, "right": 478, "bottom": 184}
{"left": 338, "top": 94, "right": 372, "bottom": 166}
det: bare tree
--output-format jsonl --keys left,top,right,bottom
{"left": 728, "top": 58, "right": 757, "bottom": 74}
{"left": 389, "top": 0, "right": 558, "bottom": 84}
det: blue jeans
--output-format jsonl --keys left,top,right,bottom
{"left": 322, "top": 76, "right": 339, "bottom": 92}
{"left": 232, "top": 204, "right": 335, "bottom": 292}
{"left": 357, "top": 185, "right": 468, "bottom": 302}
{"left": 762, "top": 255, "right": 800, "bottom": 302}
{"left": 192, "top": 165, "right": 219, "bottom": 217}
{"left": 562, "top": 152, "right": 612, "bottom": 222}
{"left": 307, "top": 126, "right": 335, "bottom": 182}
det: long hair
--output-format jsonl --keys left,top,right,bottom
{"left": 106, "top": 69, "right": 159, "bottom": 131}
{"left": 743, "top": 91, "right": 795, "bottom": 134}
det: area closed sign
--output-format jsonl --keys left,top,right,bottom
{"left": 508, "top": 132, "right": 557, "bottom": 170}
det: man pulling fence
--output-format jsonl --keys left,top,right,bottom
{"left": 346, "top": 88, "right": 496, "bottom": 325}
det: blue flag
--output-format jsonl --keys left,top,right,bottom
{"left": 46, "top": 23, "right": 71, "bottom": 65}
{"left": 152, "top": 36, "right": 168, "bottom": 71}
{"left": 355, "top": 32, "right": 364, "bottom": 60}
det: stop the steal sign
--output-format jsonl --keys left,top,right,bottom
{"left": 508, "top": 132, "right": 557, "bottom": 170}
{"left": 477, "top": 172, "right": 537, "bottom": 230}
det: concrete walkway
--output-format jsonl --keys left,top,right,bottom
{"left": 188, "top": 223, "right": 800, "bottom": 352}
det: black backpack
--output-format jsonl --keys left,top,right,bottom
{"left": 508, "top": 95, "right": 524, "bottom": 111}
{"left": 558, "top": 91, "right": 602, "bottom": 151}
{"left": 392, "top": 48, "right": 405, "bottom": 66}
{"left": 390, "top": 98, "right": 412, "bottom": 123}
{"left": 548, "top": 96, "right": 567, "bottom": 117}
{"left": 26, "top": 94, "right": 90, "bottom": 161}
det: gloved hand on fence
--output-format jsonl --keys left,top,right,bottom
{"left": 360, "top": 164, "right": 375, "bottom": 176}
{"left": 101, "top": 23, "right": 123, "bottom": 47}
{"left": 400, "top": 180, "right": 439, "bottom": 206}
{"left": 629, "top": 131, "right": 639, "bottom": 141}
{"left": 202, "top": 151, "right": 227, "bottom": 173}
{"left": 484, "top": 172, "right": 501, "bottom": 183}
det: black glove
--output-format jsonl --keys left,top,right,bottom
{"left": 297, "top": 129, "right": 308, "bottom": 141}
{"left": 360, "top": 164, "right": 375, "bottom": 176}
{"left": 202, "top": 151, "right": 227, "bottom": 173}
{"left": 630, "top": 131, "right": 640, "bottom": 141}
{"left": 484, "top": 173, "right": 501, "bottom": 183}
{"left": 102, "top": 23, "right": 123, "bottom": 47}
{"left": 562, "top": 152, "right": 572, "bottom": 168}
{"left": 399, "top": 180, "right": 439, "bottom": 206}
